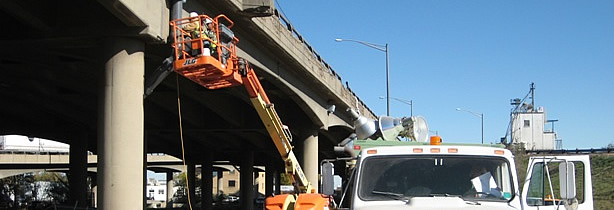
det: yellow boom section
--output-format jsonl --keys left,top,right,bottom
{"left": 249, "top": 95, "right": 313, "bottom": 193}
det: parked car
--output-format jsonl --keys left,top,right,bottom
{"left": 222, "top": 195, "right": 239, "bottom": 203}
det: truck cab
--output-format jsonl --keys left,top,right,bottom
{"left": 324, "top": 110, "right": 593, "bottom": 210}
{"left": 349, "top": 142, "right": 521, "bottom": 210}
{"left": 328, "top": 141, "right": 593, "bottom": 210}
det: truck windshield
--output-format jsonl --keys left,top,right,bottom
{"left": 358, "top": 155, "right": 513, "bottom": 202}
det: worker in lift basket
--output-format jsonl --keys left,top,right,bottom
{"left": 182, "top": 12, "right": 215, "bottom": 57}
{"left": 203, "top": 17, "right": 218, "bottom": 57}
{"left": 466, "top": 165, "right": 503, "bottom": 198}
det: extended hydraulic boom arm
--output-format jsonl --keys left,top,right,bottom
{"left": 169, "top": 14, "right": 313, "bottom": 193}
{"left": 237, "top": 59, "right": 313, "bottom": 193}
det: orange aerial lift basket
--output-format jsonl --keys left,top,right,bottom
{"left": 170, "top": 14, "right": 243, "bottom": 89}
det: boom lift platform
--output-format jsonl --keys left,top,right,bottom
{"left": 170, "top": 14, "right": 330, "bottom": 209}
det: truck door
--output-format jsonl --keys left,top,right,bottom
{"left": 521, "top": 155, "right": 593, "bottom": 210}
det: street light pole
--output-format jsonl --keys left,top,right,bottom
{"left": 481, "top": 115, "right": 484, "bottom": 144}
{"left": 385, "top": 43, "right": 390, "bottom": 116}
{"left": 336, "top": 38, "right": 390, "bottom": 115}
{"left": 456, "top": 108, "right": 484, "bottom": 144}
{"left": 380, "top": 96, "right": 412, "bottom": 116}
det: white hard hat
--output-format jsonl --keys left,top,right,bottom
{"left": 204, "top": 18, "right": 213, "bottom": 24}
{"left": 189, "top": 12, "right": 198, "bottom": 18}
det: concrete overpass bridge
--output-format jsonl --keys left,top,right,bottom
{"left": 0, "top": 0, "right": 375, "bottom": 209}
{"left": 0, "top": 151, "right": 263, "bottom": 208}
{"left": 0, "top": 152, "right": 188, "bottom": 179}
{"left": 0, "top": 151, "right": 255, "bottom": 179}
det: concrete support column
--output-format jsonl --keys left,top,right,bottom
{"left": 275, "top": 161, "right": 282, "bottom": 195}
{"left": 69, "top": 133, "right": 88, "bottom": 207}
{"left": 303, "top": 130, "right": 319, "bottom": 193}
{"left": 217, "top": 169, "right": 224, "bottom": 196}
{"left": 240, "top": 150, "right": 254, "bottom": 210}
{"left": 201, "top": 153, "right": 213, "bottom": 209}
{"left": 142, "top": 135, "right": 148, "bottom": 208}
{"left": 97, "top": 37, "right": 144, "bottom": 210}
{"left": 187, "top": 162, "right": 196, "bottom": 207}
{"left": 92, "top": 185, "right": 97, "bottom": 208}
{"left": 275, "top": 172, "right": 281, "bottom": 195}
{"left": 265, "top": 165, "right": 274, "bottom": 196}
{"left": 166, "top": 172, "right": 174, "bottom": 208}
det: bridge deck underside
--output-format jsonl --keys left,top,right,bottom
{"left": 0, "top": 0, "right": 361, "bottom": 167}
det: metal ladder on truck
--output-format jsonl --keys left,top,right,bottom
{"left": 170, "top": 14, "right": 331, "bottom": 210}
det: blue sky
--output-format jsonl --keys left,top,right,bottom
{"left": 275, "top": 0, "right": 614, "bottom": 149}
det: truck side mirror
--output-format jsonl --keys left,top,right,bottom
{"left": 559, "top": 162, "right": 576, "bottom": 199}
{"left": 321, "top": 163, "right": 335, "bottom": 195}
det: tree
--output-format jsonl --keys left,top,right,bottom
{"left": 173, "top": 172, "right": 201, "bottom": 204}
{"left": 0, "top": 173, "right": 35, "bottom": 208}
{"left": 34, "top": 172, "right": 69, "bottom": 204}
{"left": 0, "top": 171, "right": 71, "bottom": 208}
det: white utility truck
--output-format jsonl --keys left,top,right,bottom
{"left": 321, "top": 110, "right": 593, "bottom": 210}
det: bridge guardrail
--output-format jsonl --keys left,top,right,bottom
{"left": 0, "top": 150, "right": 69, "bottom": 156}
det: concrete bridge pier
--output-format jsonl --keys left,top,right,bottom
{"left": 302, "top": 130, "right": 319, "bottom": 193}
{"left": 265, "top": 165, "right": 274, "bottom": 197}
{"left": 166, "top": 171, "right": 174, "bottom": 208}
{"left": 240, "top": 150, "right": 254, "bottom": 210}
{"left": 69, "top": 132, "right": 88, "bottom": 208}
{"left": 200, "top": 153, "right": 213, "bottom": 209}
{"left": 216, "top": 168, "right": 224, "bottom": 196}
{"left": 187, "top": 161, "right": 196, "bottom": 207}
{"left": 97, "top": 37, "right": 145, "bottom": 210}
{"left": 276, "top": 169, "right": 282, "bottom": 195}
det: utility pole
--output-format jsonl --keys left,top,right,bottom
{"left": 530, "top": 82, "right": 535, "bottom": 111}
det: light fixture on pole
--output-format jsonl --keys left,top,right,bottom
{"left": 379, "top": 96, "right": 412, "bottom": 116}
{"left": 455, "top": 108, "right": 484, "bottom": 144}
{"left": 336, "top": 38, "right": 390, "bottom": 116}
